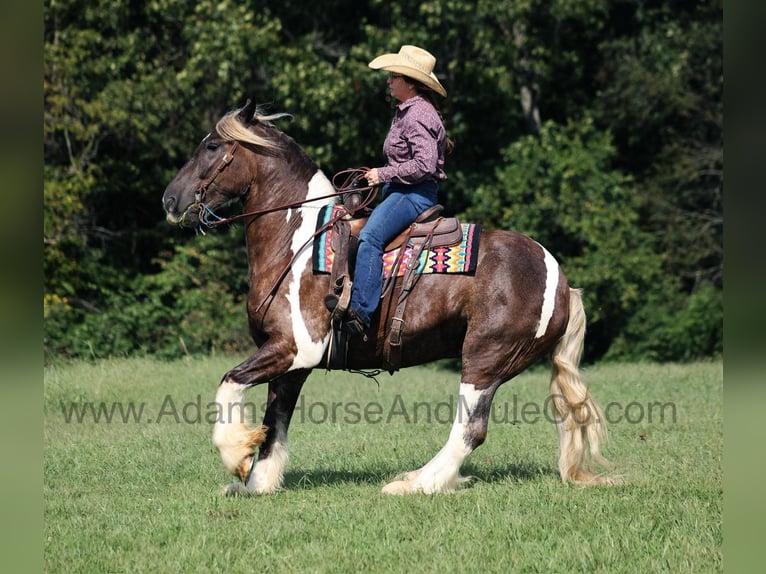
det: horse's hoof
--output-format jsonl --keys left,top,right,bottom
{"left": 400, "top": 469, "right": 422, "bottom": 482}
{"left": 572, "top": 473, "right": 622, "bottom": 487}
{"left": 381, "top": 480, "right": 415, "bottom": 495}
{"left": 222, "top": 482, "right": 251, "bottom": 496}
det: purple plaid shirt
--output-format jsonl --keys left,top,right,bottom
{"left": 376, "top": 95, "right": 447, "bottom": 185}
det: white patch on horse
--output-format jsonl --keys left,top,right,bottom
{"left": 286, "top": 170, "right": 334, "bottom": 370}
{"left": 535, "top": 243, "right": 560, "bottom": 339}
{"left": 383, "top": 382, "right": 482, "bottom": 494}
{"left": 247, "top": 440, "right": 289, "bottom": 494}
{"left": 212, "top": 381, "right": 254, "bottom": 475}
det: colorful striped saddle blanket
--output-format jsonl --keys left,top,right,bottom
{"left": 312, "top": 205, "right": 482, "bottom": 278}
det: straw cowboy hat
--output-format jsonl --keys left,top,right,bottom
{"left": 368, "top": 45, "right": 447, "bottom": 97}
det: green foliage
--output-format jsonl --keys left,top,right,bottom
{"left": 44, "top": 0, "right": 722, "bottom": 363}
{"left": 465, "top": 118, "right": 660, "bottom": 357}
{"left": 607, "top": 283, "right": 723, "bottom": 362}
{"left": 45, "top": 227, "right": 252, "bottom": 360}
{"left": 593, "top": 0, "right": 723, "bottom": 290}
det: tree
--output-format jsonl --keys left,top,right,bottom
{"left": 465, "top": 118, "right": 661, "bottom": 358}
{"left": 593, "top": 0, "right": 723, "bottom": 292}
{"left": 44, "top": 0, "right": 722, "bottom": 362}
{"left": 44, "top": 0, "right": 282, "bottom": 357}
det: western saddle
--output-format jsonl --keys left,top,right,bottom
{"left": 326, "top": 196, "right": 463, "bottom": 372}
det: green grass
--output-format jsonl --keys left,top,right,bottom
{"left": 44, "top": 358, "right": 722, "bottom": 573}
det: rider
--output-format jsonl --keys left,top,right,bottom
{"left": 330, "top": 45, "right": 452, "bottom": 336}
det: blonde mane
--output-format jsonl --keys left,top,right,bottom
{"left": 215, "top": 106, "right": 291, "bottom": 151}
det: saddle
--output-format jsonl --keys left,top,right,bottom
{"left": 326, "top": 201, "right": 463, "bottom": 372}
{"left": 384, "top": 205, "right": 463, "bottom": 251}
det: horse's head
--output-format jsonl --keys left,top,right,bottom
{"left": 162, "top": 99, "right": 283, "bottom": 227}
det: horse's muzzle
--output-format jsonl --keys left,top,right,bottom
{"left": 162, "top": 185, "right": 197, "bottom": 227}
{"left": 164, "top": 199, "right": 200, "bottom": 227}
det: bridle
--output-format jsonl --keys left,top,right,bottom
{"left": 187, "top": 142, "right": 380, "bottom": 320}
{"left": 182, "top": 140, "right": 378, "bottom": 230}
{"left": 175, "top": 141, "right": 242, "bottom": 228}
{"left": 199, "top": 184, "right": 375, "bottom": 228}
{"left": 195, "top": 141, "right": 241, "bottom": 206}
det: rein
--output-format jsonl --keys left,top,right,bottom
{"left": 194, "top": 160, "right": 380, "bottom": 320}
{"left": 197, "top": 167, "right": 377, "bottom": 229}
{"left": 249, "top": 172, "right": 379, "bottom": 318}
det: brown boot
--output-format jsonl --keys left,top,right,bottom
{"left": 340, "top": 307, "right": 366, "bottom": 337}
{"left": 325, "top": 295, "right": 366, "bottom": 337}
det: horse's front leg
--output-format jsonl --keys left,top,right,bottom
{"left": 215, "top": 369, "right": 308, "bottom": 496}
{"left": 212, "top": 342, "right": 309, "bottom": 494}
{"left": 248, "top": 371, "right": 309, "bottom": 495}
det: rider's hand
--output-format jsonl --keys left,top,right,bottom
{"left": 364, "top": 168, "right": 380, "bottom": 185}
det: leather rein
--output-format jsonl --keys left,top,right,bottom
{"left": 193, "top": 146, "right": 376, "bottom": 230}
{"left": 191, "top": 148, "right": 379, "bottom": 318}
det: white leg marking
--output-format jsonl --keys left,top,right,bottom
{"left": 383, "top": 383, "right": 484, "bottom": 494}
{"left": 535, "top": 242, "right": 560, "bottom": 339}
{"left": 286, "top": 171, "right": 334, "bottom": 370}
{"left": 247, "top": 440, "right": 289, "bottom": 494}
{"left": 212, "top": 381, "right": 259, "bottom": 475}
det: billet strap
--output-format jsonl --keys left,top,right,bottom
{"left": 382, "top": 219, "right": 441, "bottom": 372}
{"left": 380, "top": 226, "right": 415, "bottom": 301}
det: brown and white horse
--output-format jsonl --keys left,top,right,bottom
{"left": 162, "top": 100, "right": 610, "bottom": 495}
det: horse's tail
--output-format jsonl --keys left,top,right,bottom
{"left": 549, "top": 288, "right": 612, "bottom": 484}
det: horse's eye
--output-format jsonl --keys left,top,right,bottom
{"left": 206, "top": 142, "right": 220, "bottom": 151}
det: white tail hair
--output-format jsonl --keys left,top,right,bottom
{"left": 549, "top": 288, "right": 613, "bottom": 484}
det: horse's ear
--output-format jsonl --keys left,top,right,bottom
{"left": 237, "top": 98, "right": 257, "bottom": 125}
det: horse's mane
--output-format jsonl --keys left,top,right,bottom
{"left": 215, "top": 105, "right": 291, "bottom": 152}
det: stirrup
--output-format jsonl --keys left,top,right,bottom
{"left": 325, "top": 277, "right": 353, "bottom": 321}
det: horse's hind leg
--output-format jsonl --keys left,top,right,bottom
{"left": 215, "top": 370, "right": 308, "bottom": 495}
{"left": 382, "top": 381, "right": 500, "bottom": 495}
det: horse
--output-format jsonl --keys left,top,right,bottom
{"left": 162, "top": 99, "right": 611, "bottom": 495}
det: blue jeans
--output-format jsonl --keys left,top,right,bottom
{"left": 350, "top": 181, "right": 438, "bottom": 326}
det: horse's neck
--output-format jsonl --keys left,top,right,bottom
{"left": 244, "top": 168, "right": 336, "bottom": 282}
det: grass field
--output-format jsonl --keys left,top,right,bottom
{"left": 44, "top": 358, "right": 722, "bottom": 573}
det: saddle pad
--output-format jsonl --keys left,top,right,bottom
{"left": 312, "top": 204, "right": 481, "bottom": 278}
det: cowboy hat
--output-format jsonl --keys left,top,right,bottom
{"left": 368, "top": 45, "right": 447, "bottom": 97}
